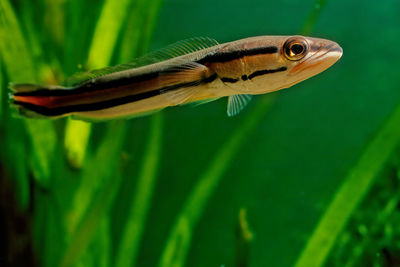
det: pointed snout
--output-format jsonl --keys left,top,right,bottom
{"left": 310, "top": 37, "right": 343, "bottom": 61}
{"left": 319, "top": 40, "right": 343, "bottom": 70}
{"left": 324, "top": 41, "right": 343, "bottom": 61}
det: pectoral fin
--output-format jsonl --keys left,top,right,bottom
{"left": 159, "top": 62, "right": 216, "bottom": 105}
{"left": 227, "top": 94, "right": 253, "bottom": 117}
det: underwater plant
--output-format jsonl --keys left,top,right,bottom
{"left": 1, "top": 0, "right": 400, "bottom": 266}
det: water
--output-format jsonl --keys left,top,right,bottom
{"left": 1, "top": 0, "right": 400, "bottom": 266}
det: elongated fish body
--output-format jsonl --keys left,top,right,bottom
{"left": 10, "top": 35, "right": 342, "bottom": 120}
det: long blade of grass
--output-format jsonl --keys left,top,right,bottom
{"left": 0, "top": 24, "right": 30, "bottom": 209}
{"left": 0, "top": 0, "right": 35, "bottom": 82}
{"left": 115, "top": 113, "right": 163, "bottom": 267}
{"left": 60, "top": 175, "right": 122, "bottom": 267}
{"left": 64, "top": 119, "right": 91, "bottom": 168}
{"left": 0, "top": 0, "right": 56, "bottom": 186}
{"left": 302, "top": 0, "right": 328, "bottom": 35}
{"left": 99, "top": 219, "right": 112, "bottom": 267}
{"left": 112, "top": 0, "right": 164, "bottom": 264}
{"left": 43, "top": 0, "right": 65, "bottom": 47}
{"left": 158, "top": 96, "right": 274, "bottom": 267}
{"left": 87, "top": 0, "right": 132, "bottom": 68}
{"left": 93, "top": 218, "right": 112, "bottom": 267}
{"left": 294, "top": 102, "right": 400, "bottom": 267}
{"left": 0, "top": 59, "right": 3, "bottom": 119}
{"left": 117, "top": 0, "right": 163, "bottom": 62}
{"left": 60, "top": 122, "right": 127, "bottom": 267}
{"left": 64, "top": 0, "right": 133, "bottom": 168}
{"left": 66, "top": 122, "right": 126, "bottom": 235}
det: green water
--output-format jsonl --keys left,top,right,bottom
{"left": 1, "top": 0, "right": 400, "bottom": 266}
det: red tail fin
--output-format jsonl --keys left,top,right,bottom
{"left": 9, "top": 83, "right": 67, "bottom": 119}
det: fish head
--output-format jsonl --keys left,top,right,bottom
{"left": 283, "top": 35, "right": 343, "bottom": 85}
{"left": 247, "top": 35, "right": 343, "bottom": 94}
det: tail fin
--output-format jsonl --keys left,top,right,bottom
{"left": 9, "top": 83, "right": 67, "bottom": 119}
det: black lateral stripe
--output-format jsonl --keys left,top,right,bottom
{"left": 202, "top": 73, "right": 218, "bottom": 83}
{"left": 15, "top": 73, "right": 218, "bottom": 117}
{"left": 13, "top": 71, "right": 161, "bottom": 97}
{"left": 247, "top": 66, "right": 287, "bottom": 80}
{"left": 198, "top": 46, "right": 278, "bottom": 64}
{"left": 221, "top": 77, "right": 239, "bottom": 83}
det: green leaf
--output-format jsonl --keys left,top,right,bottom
{"left": 60, "top": 122, "right": 127, "bottom": 267}
{"left": 88, "top": 0, "right": 133, "bottom": 68}
{"left": 65, "top": 122, "right": 126, "bottom": 236}
{"left": 117, "top": 0, "right": 164, "bottom": 61}
{"left": 35, "top": 194, "right": 65, "bottom": 267}
{"left": 0, "top": 60, "right": 3, "bottom": 118}
{"left": 25, "top": 120, "right": 56, "bottom": 186}
{"left": 43, "top": 0, "right": 65, "bottom": 46}
{"left": 294, "top": 102, "right": 400, "bottom": 267}
{"left": 301, "top": 0, "right": 328, "bottom": 35}
{"left": 91, "top": 218, "right": 111, "bottom": 267}
{"left": 0, "top": 0, "right": 56, "bottom": 187}
{"left": 115, "top": 113, "right": 164, "bottom": 267}
{"left": 0, "top": 0, "right": 35, "bottom": 82}
{"left": 64, "top": 119, "right": 91, "bottom": 168}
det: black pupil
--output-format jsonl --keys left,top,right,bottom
{"left": 291, "top": 44, "right": 304, "bottom": 55}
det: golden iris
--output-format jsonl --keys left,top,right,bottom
{"left": 283, "top": 37, "right": 308, "bottom": 61}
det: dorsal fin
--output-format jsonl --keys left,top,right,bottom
{"left": 9, "top": 83, "right": 65, "bottom": 93}
{"left": 64, "top": 37, "right": 219, "bottom": 87}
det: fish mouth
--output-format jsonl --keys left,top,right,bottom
{"left": 289, "top": 41, "right": 343, "bottom": 76}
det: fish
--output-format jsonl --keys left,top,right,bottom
{"left": 9, "top": 35, "right": 342, "bottom": 120}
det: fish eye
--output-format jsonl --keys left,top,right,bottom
{"left": 283, "top": 37, "right": 308, "bottom": 61}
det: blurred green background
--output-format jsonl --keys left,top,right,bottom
{"left": 1, "top": 0, "right": 400, "bottom": 266}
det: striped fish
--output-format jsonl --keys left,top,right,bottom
{"left": 10, "top": 35, "right": 342, "bottom": 120}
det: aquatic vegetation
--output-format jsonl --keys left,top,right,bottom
{"left": 1, "top": 0, "right": 400, "bottom": 266}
